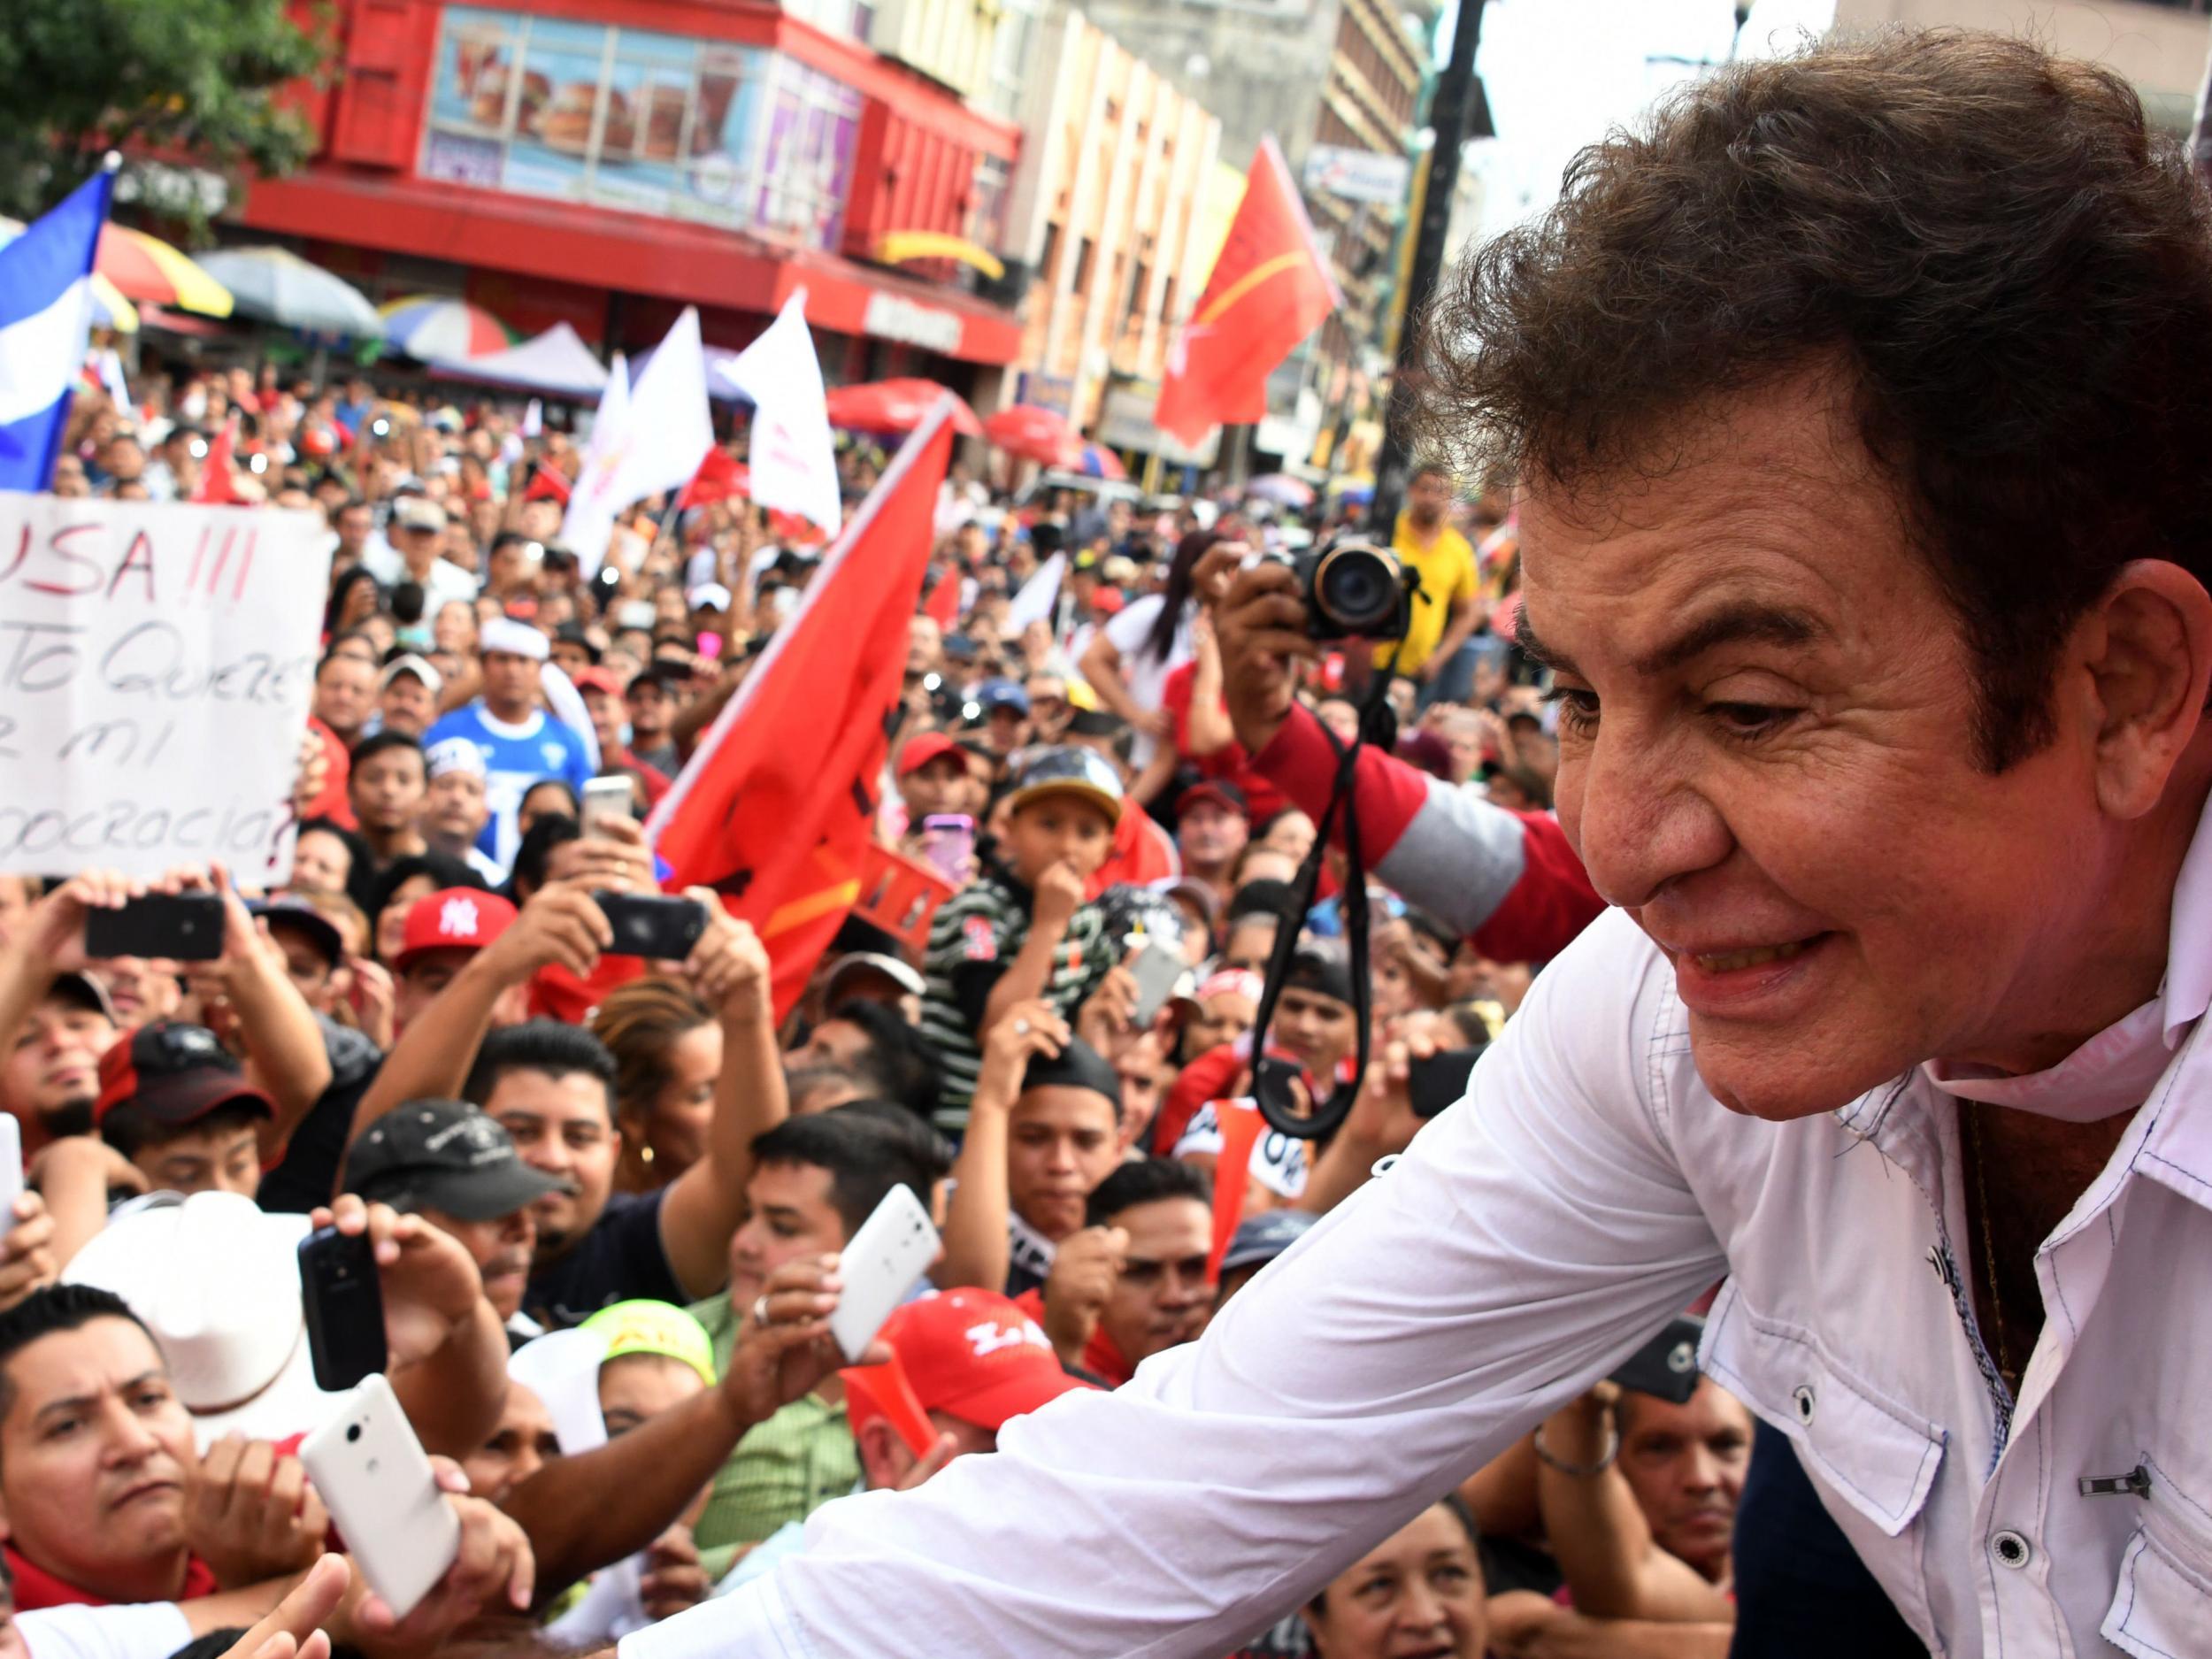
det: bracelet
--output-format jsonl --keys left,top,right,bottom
{"left": 1532, "top": 1423, "right": 1619, "bottom": 1477}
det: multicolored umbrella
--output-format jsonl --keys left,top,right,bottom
{"left": 96, "top": 225, "right": 232, "bottom": 317}
{"left": 825, "top": 378, "right": 984, "bottom": 438}
{"left": 0, "top": 217, "right": 138, "bottom": 331}
{"left": 1074, "top": 442, "right": 1128, "bottom": 481}
{"left": 1246, "top": 472, "right": 1315, "bottom": 508}
{"left": 984, "top": 403, "right": 1080, "bottom": 467}
{"left": 197, "top": 248, "right": 383, "bottom": 339}
{"left": 380, "top": 295, "right": 516, "bottom": 360}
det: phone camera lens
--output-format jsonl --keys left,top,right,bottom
{"left": 346, "top": 1424, "right": 362, "bottom": 1443}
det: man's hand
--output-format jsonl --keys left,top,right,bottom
{"left": 0, "top": 1193, "right": 58, "bottom": 1314}
{"left": 345, "top": 957, "right": 396, "bottom": 1050}
{"left": 1041, "top": 1225, "right": 1125, "bottom": 1365}
{"left": 186, "top": 1435, "right": 332, "bottom": 1590}
{"left": 975, "top": 1001, "right": 1069, "bottom": 1108}
{"left": 9, "top": 867, "right": 140, "bottom": 979}
{"left": 347, "top": 1462, "right": 534, "bottom": 1644}
{"left": 478, "top": 882, "right": 613, "bottom": 984}
{"left": 1031, "top": 860, "right": 1087, "bottom": 935}
{"left": 310, "top": 1196, "right": 483, "bottom": 1368}
{"left": 181, "top": 864, "right": 284, "bottom": 1011}
{"left": 292, "top": 730, "right": 331, "bottom": 823}
{"left": 544, "top": 815, "right": 657, "bottom": 895}
{"left": 1216, "top": 562, "right": 1319, "bottom": 754}
{"left": 216, "top": 1550, "right": 349, "bottom": 1659}
{"left": 719, "top": 1255, "right": 887, "bottom": 1428}
{"left": 1076, "top": 965, "right": 1139, "bottom": 1057}
{"left": 684, "top": 892, "right": 770, "bottom": 1022}
{"left": 639, "top": 1524, "right": 710, "bottom": 1623}
{"left": 1338, "top": 1018, "right": 1436, "bottom": 1159}
{"left": 1486, "top": 1589, "right": 1569, "bottom": 1658}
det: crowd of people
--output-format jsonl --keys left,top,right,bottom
{"left": 0, "top": 211, "right": 1912, "bottom": 1656}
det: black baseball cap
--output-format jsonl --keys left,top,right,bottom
{"left": 249, "top": 898, "right": 343, "bottom": 968}
{"left": 553, "top": 623, "right": 602, "bottom": 665}
{"left": 1283, "top": 940, "right": 1355, "bottom": 1007}
{"left": 95, "top": 1021, "right": 273, "bottom": 1139}
{"left": 342, "top": 1100, "right": 564, "bottom": 1222}
{"left": 1227, "top": 879, "right": 1298, "bottom": 924}
{"left": 1019, "top": 1036, "right": 1122, "bottom": 1112}
{"left": 48, "top": 971, "right": 118, "bottom": 1023}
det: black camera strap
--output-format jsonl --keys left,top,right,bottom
{"left": 1248, "top": 649, "right": 1403, "bottom": 1140}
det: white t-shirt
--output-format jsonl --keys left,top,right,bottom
{"left": 19, "top": 1601, "right": 194, "bottom": 1659}
{"left": 1173, "top": 1100, "right": 1310, "bottom": 1200}
{"left": 1100, "top": 595, "right": 1195, "bottom": 764}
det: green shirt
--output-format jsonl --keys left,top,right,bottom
{"left": 688, "top": 1294, "right": 860, "bottom": 1578}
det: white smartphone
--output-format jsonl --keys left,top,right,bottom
{"left": 1125, "top": 941, "right": 1191, "bottom": 1028}
{"left": 0, "top": 1116, "right": 21, "bottom": 1234}
{"left": 827, "top": 1184, "right": 940, "bottom": 1363}
{"left": 300, "top": 1374, "right": 460, "bottom": 1621}
{"left": 581, "top": 775, "right": 633, "bottom": 838}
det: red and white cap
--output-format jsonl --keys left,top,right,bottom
{"left": 849, "top": 1288, "right": 1090, "bottom": 1438}
{"left": 395, "top": 888, "right": 518, "bottom": 970}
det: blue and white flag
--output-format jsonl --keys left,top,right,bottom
{"left": 0, "top": 168, "right": 113, "bottom": 492}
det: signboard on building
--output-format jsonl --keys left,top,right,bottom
{"left": 420, "top": 9, "right": 861, "bottom": 251}
{"left": 861, "top": 293, "right": 965, "bottom": 355}
{"left": 1016, "top": 372, "right": 1078, "bottom": 419}
{"left": 1099, "top": 385, "right": 1219, "bottom": 469}
{"left": 1303, "top": 145, "right": 1411, "bottom": 207}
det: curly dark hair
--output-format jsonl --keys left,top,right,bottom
{"left": 1424, "top": 30, "right": 2212, "bottom": 770}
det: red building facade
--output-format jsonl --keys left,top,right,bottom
{"left": 244, "top": 0, "right": 1023, "bottom": 381}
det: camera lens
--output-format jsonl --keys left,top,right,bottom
{"left": 1314, "top": 547, "right": 1402, "bottom": 635}
{"left": 346, "top": 1424, "right": 362, "bottom": 1443}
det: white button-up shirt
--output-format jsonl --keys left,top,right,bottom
{"left": 628, "top": 803, "right": 2212, "bottom": 1659}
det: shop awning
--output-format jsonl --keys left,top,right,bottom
{"left": 427, "top": 322, "right": 611, "bottom": 398}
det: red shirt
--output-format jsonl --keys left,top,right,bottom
{"left": 1086, "top": 800, "right": 1180, "bottom": 900}
{"left": 303, "top": 717, "right": 354, "bottom": 830}
{"left": 5, "top": 1544, "right": 219, "bottom": 1610}
{"left": 1159, "top": 663, "right": 1289, "bottom": 824}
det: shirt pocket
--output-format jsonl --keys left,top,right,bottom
{"left": 1701, "top": 1279, "right": 1948, "bottom": 1645}
{"left": 2102, "top": 1524, "right": 2212, "bottom": 1659}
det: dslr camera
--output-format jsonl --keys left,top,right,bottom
{"left": 1292, "top": 539, "right": 1418, "bottom": 642}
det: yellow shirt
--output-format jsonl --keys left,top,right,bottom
{"left": 1375, "top": 513, "right": 1479, "bottom": 674}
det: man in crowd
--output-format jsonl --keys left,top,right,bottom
{"left": 93, "top": 1022, "right": 271, "bottom": 1198}
{"left": 1024, "top": 1157, "right": 1211, "bottom": 1386}
{"left": 347, "top": 732, "right": 431, "bottom": 896}
{"left": 623, "top": 669, "right": 683, "bottom": 776}
{"left": 425, "top": 617, "right": 594, "bottom": 872}
{"left": 419, "top": 739, "right": 503, "bottom": 884}
{"left": 311, "top": 649, "right": 378, "bottom": 752}
{"left": 377, "top": 655, "right": 444, "bottom": 740}
{"left": 365, "top": 494, "right": 479, "bottom": 621}
{"left": 1174, "top": 780, "right": 1252, "bottom": 913}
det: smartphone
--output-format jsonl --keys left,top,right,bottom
{"left": 300, "top": 1374, "right": 460, "bottom": 1621}
{"left": 1125, "top": 941, "right": 1189, "bottom": 1028}
{"left": 594, "top": 891, "right": 709, "bottom": 960}
{"left": 580, "top": 775, "right": 633, "bottom": 839}
{"left": 1609, "top": 1315, "right": 1706, "bottom": 1406}
{"left": 827, "top": 1184, "right": 940, "bottom": 1363}
{"left": 919, "top": 814, "right": 974, "bottom": 884}
{"left": 0, "top": 1117, "right": 21, "bottom": 1239}
{"left": 1408, "top": 1046, "right": 1485, "bottom": 1118}
{"left": 84, "top": 893, "right": 225, "bottom": 962}
{"left": 298, "top": 1225, "right": 388, "bottom": 1394}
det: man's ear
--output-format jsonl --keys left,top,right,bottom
{"left": 852, "top": 1417, "right": 906, "bottom": 1493}
{"left": 2075, "top": 560, "right": 2212, "bottom": 818}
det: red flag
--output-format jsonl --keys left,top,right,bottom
{"left": 923, "top": 567, "right": 961, "bottom": 631}
{"left": 1155, "top": 136, "right": 1341, "bottom": 447}
{"left": 647, "top": 403, "right": 957, "bottom": 1018}
{"left": 678, "top": 447, "right": 749, "bottom": 511}
{"left": 190, "top": 419, "right": 242, "bottom": 505}
{"left": 523, "top": 464, "right": 572, "bottom": 504}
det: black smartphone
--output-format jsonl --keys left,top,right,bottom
{"left": 298, "top": 1226, "right": 388, "bottom": 1393}
{"left": 1609, "top": 1315, "right": 1705, "bottom": 1406}
{"left": 84, "top": 893, "right": 226, "bottom": 961}
{"left": 595, "top": 892, "right": 709, "bottom": 960}
{"left": 1408, "top": 1046, "right": 1486, "bottom": 1118}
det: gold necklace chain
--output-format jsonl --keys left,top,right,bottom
{"left": 1962, "top": 1106, "right": 2018, "bottom": 1393}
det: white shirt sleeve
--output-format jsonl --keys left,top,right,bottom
{"left": 1102, "top": 595, "right": 1164, "bottom": 657}
{"left": 19, "top": 1601, "right": 195, "bottom": 1659}
{"left": 622, "top": 910, "right": 1725, "bottom": 1659}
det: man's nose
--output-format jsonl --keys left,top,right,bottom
{"left": 1681, "top": 1443, "right": 1724, "bottom": 1494}
{"left": 1558, "top": 726, "right": 1731, "bottom": 910}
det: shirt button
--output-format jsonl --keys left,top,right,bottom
{"left": 1992, "top": 1530, "right": 2032, "bottom": 1570}
{"left": 1793, "top": 1385, "right": 1816, "bottom": 1425}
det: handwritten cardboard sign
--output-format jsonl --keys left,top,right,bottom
{"left": 0, "top": 493, "right": 332, "bottom": 881}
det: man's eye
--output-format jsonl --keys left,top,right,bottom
{"left": 1540, "top": 687, "right": 1598, "bottom": 733}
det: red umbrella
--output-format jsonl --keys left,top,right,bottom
{"left": 984, "top": 404, "right": 1081, "bottom": 467}
{"left": 826, "top": 379, "right": 984, "bottom": 438}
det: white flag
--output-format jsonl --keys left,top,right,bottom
{"left": 1006, "top": 551, "right": 1064, "bottom": 634}
{"left": 522, "top": 397, "right": 543, "bottom": 437}
{"left": 559, "top": 349, "right": 632, "bottom": 575}
{"left": 723, "top": 290, "right": 841, "bottom": 537}
{"left": 563, "top": 310, "right": 714, "bottom": 578}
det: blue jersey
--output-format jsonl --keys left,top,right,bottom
{"left": 424, "top": 703, "right": 593, "bottom": 873}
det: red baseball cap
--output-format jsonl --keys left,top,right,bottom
{"left": 395, "top": 888, "right": 517, "bottom": 972}
{"left": 572, "top": 667, "right": 625, "bottom": 697}
{"left": 896, "top": 732, "right": 971, "bottom": 779}
{"left": 851, "top": 1289, "right": 1090, "bottom": 1438}
{"left": 96, "top": 1021, "right": 273, "bottom": 1137}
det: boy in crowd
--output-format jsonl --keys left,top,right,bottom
{"left": 1021, "top": 1157, "right": 1213, "bottom": 1386}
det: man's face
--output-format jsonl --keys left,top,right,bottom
{"left": 1527, "top": 373, "right": 2139, "bottom": 1118}
{"left": 464, "top": 1383, "right": 560, "bottom": 1505}
{"left": 1616, "top": 1381, "right": 1753, "bottom": 1580}
{"left": 1304, "top": 1502, "right": 1486, "bottom": 1659}
{"left": 1002, "top": 797, "right": 1115, "bottom": 887}
{"left": 489, "top": 1068, "right": 618, "bottom": 1259}
{"left": 481, "top": 651, "right": 540, "bottom": 717}
{"left": 101, "top": 439, "right": 145, "bottom": 483}
{"left": 1275, "top": 987, "right": 1356, "bottom": 1078}
{"left": 1407, "top": 471, "right": 1452, "bottom": 529}
{"left": 314, "top": 657, "right": 376, "bottom": 741}
{"left": 131, "top": 1118, "right": 263, "bottom": 1196}
{"left": 1098, "top": 1196, "right": 1211, "bottom": 1366}
{"left": 422, "top": 768, "right": 489, "bottom": 847}
{"left": 899, "top": 756, "right": 971, "bottom": 821}
{"left": 0, "top": 878, "right": 31, "bottom": 951}
{"left": 396, "top": 521, "right": 443, "bottom": 568}
{"left": 289, "top": 830, "right": 352, "bottom": 897}
{"left": 269, "top": 928, "right": 336, "bottom": 1012}
{"left": 49, "top": 458, "right": 88, "bottom": 499}
{"left": 1178, "top": 802, "right": 1249, "bottom": 873}
{"left": 1183, "top": 990, "right": 1257, "bottom": 1061}
{"left": 416, "top": 1203, "right": 536, "bottom": 1321}
{"left": 550, "top": 640, "right": 593, "bottom": 680}
{"left": 983, "top": 706, "right": 1030, "bottom": 756}
{"left": 727, "top": 1161, "right": 849, "bottom": 1312}
{"left": 1114, "top": 1036, "right": 1168, "bottom": 1153}
{"left": 907, "top": 617, "right": 942, "bottom": 676}
{"left": 394, "top": 947, "right": 478, "bottom": 1029}
{"left": 598, "top": 1354, "right": 704, "bottom": 1438}
{"left": 335, "top": 505, "right": 373, "bottom": 554}
{"left": 580, "top": 689, "right": 626, "bottom": 756}
{"left": 93, "top": 958, "right": 180, "bottom": 1026}
{"left": 626, "top": 682, "right": 672, "bottom": 742}
{"left": 350, "top": 746, "right": 426, "bottom": 833}
{"left": 1006, "top": 1087, "right": 1120, "bottom": 1241}
{"left": 1219, "top": 918, "right": 1278, "bottom": 975}
{"left": 0, "top": 1318, "right": 196, "bottom": 1601}
{"left": 4, "top": 1001, "right": 116, "bottom": 1133}
{"left": 380, "top": 674, "right": 438, "bottom": 738}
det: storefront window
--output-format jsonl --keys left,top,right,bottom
{"left": 965, "top": 154, "right": 1010, "bottom": 256}
{"left": 422, "top": 7, "right": 858, "bottom": 252}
